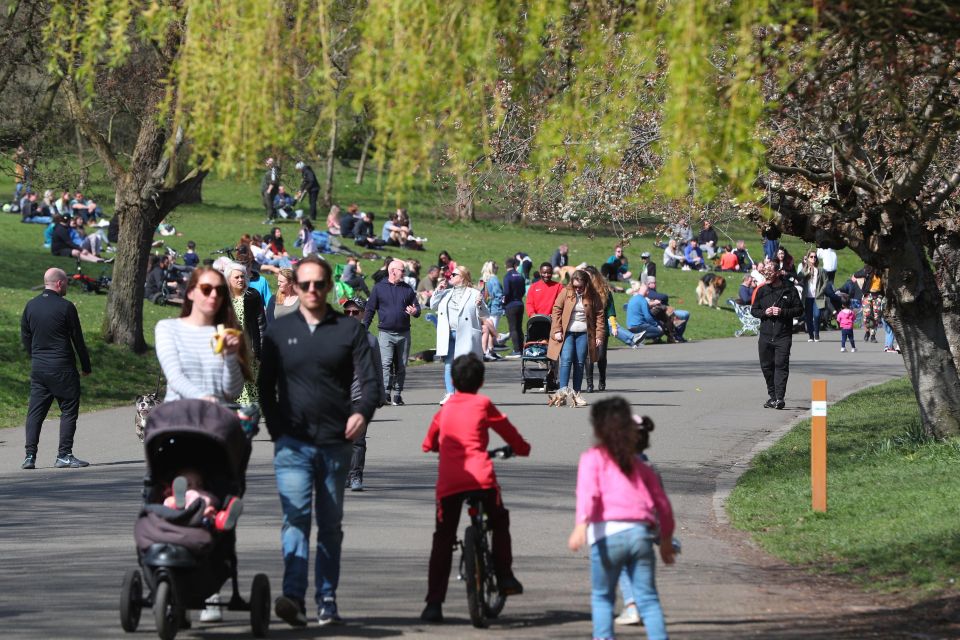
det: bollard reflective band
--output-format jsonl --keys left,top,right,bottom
{"left": 811, "top": 400, "right": 827, "bottom": 417}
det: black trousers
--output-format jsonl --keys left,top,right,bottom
{"left": 262, "top": 188, "right": 277, "bottom": 220}
{"left": 349, "top": 434, "right": 366, "bottom": 482}
{"left": 426, "top": 488, "right": 512, "bottom": 604}
{"left": 505, "top": 305, "right": 524, "bottom": 353}
{"left": 307, "top": 190, "right": 319, "bottom": 221}
{"left": 25, "top": 369, "right": 81, "bottom": 457}
{"left": 758, "top": 335, "right": 792, "bottom": 401}
{"left": 586, "top": 331, "right": 609, "bottom": 387}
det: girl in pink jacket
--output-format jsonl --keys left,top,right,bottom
{"left": 568, "top": 397, "right": 675, "bottom": 640}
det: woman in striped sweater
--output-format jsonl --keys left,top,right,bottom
{"left": 155, "top": 267, "right": 251, "bottom": 403}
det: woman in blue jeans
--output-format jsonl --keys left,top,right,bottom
{"left": 800, "top": 251, "right": 827, "bottom": 341}
{"left": 547, "top": 270, "right": 605, "bottom": 408}
{"left": 429, "top": 265, "right": 488, "bottom": 405}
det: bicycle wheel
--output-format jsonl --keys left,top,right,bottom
{"left": 482, "top": 525, "right": 506, "bottom": 619}
{"left": 463, "top": 526, "right": 487, "bottom": 628}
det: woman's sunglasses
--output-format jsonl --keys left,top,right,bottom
{"left": 197, "top": 283, "right": 228, "bottom": 298}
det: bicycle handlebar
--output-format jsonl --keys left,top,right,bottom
{"left": 488, "top": 446, "right": 514, "bottom": 460}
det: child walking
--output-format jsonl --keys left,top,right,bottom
{"left": 420, "top": 353, "right": 531, "bottom": 623}
{"left": 569, "top": 397, "right": 675, "bottom": 640}
{"left": 837, "top": 301, "right": 857, "bottom": 352}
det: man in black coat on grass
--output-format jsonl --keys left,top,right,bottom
{"left": 295, "top": 161, "right": 320, "bottom": 221}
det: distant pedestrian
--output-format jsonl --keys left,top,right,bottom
{"left": 568, "top": 396, "right": 675, "bottom": 640}
{"left": 750, "top": 262, "right": 803, "bottom": 409}
{"left": 551, "top": 244, "right": 570, "bottom": 269}
{"left": 429, "top": 265, "right": 488, "bottom": 405}
{"left": 548, "top": 269, "right": 606, "bottom": 408}
{"left": 261, "top": 157, "right": 280, "bottom": 223}
{"left": 259, "top": 256, "right": 379, "bottom": 628}
{"left": 362, "top": 259, "right": 421, "bottom": 406}
{"left": 837, "top": 301, "right": 857, "bottom": 353}
{"left": 295, "top": 161, "right": 320, "bottom": 221}
{"left": 502, "top": 257, "right": 526, "bottom": 358}
{"left": 20, "top": 268, "right": 92, "bottom": 470}
{"left": 342, "top": 297, "right": 385, "bottom": 491}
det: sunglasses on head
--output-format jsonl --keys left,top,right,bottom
{"left": 297, "top": 279, "right": 328, "bottom": 291}
{"left": 197, "top": 283, "right": 228, "bottom": 297}
{"left": 451, "top": 272, "right": 461, "bottom": 277}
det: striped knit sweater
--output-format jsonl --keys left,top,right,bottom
{"left": 155, "top": 318, "right": 244, "bottom": 402}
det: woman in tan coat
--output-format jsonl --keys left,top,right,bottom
{"left": 548, "top": 269, "right": 606, "bottom": 407}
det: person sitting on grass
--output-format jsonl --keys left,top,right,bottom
{"left": 50, "top": 214, "right": 111, "bottom": 263}
{"left": 420, "top": 354, "right": 531, "bottom": 623}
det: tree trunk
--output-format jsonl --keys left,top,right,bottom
{"left": 885, "top": 235, "right": 960, "bottom": 439}
{"left": 932, "top": 234, "right": 960, "bottom": 373}
{"left": 323, "top": 116, "right": 337, "bottom": 210}
{"left": 454, "top": 175, "right": 475, "bottom": 221}
{"left": 102, "top": 198, "right": 158, "bottom": 352}
{"left": 355, "top": 130, "right": 374, "bottom": 184}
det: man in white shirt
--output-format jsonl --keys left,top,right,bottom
{"left": 816, "top": 247, "right": 838, "bottom": 284}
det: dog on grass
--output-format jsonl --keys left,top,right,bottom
{"left": 696, "top": 273, "right": 727, "bottom": 308}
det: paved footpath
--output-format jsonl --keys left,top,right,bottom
{"left": 0, "top": 332, "right": 915, "bottom": 639}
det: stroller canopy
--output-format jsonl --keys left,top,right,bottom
{"left": 525, "top": 314, "right": 552, "bottom": 342}
{"left": 144, "top": 400, "right": 250, "bottom": 494}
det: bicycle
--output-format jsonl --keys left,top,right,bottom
{"left": 456, "top": 445, "right": 515, "bottom": 628}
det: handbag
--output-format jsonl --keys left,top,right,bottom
{"left": 135, "top": 374, "right": 164, "bottom": 443}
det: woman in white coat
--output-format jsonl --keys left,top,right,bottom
{"left": 430, "top": 265, "right": 489, "bottom": 404}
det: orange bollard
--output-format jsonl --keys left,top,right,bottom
{"left": 811, "top": 379, "right": 827, "bottom": 512}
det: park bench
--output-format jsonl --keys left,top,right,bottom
{"left": 728, "top": 298, "right": 760, "bottom": 337}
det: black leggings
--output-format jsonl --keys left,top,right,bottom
{"left": 586, "top": 331, "right": 609, "bottom": 386}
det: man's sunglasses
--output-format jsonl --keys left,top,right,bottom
{"left": 297, "top": 280, "right": 328, "bottom": 291}
{"left": 197, "top": 283, "right": 228, "bottom": 297}
{"left": 344, "top": 308, "right": 362, "bottom": 316}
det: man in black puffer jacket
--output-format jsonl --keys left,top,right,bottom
{"left": 751, "top": 262, "right": 803, "bottom": 410}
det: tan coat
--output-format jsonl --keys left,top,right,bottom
{"left": 548, "top": 287, "right": 606, "bottom": 362}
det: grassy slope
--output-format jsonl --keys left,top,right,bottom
{"left": 727, "top": 377, "right": 960, "bottom": 594}
{"left": 0, "top": 167, "right": 863, "bottom": 428}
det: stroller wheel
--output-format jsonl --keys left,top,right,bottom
{"left": 521, "top": 382, "right": 527, "bottom": 394}
{"left": 250, "top": 573, "right": 271, "bottom": 637}
{"left": 153, "top": 580, "right": 179, "bottom": 640}
{"left": 120, "top": 568, "right": 143, "bottom": 632}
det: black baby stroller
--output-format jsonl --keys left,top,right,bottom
{"left": 119, "top": 399, "right": 270, "bottom": 639}
{"left": 521, "top": 314, "right": 555, "bottom": 393}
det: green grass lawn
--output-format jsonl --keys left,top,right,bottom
{"left": 1, "top": 167, "right": 864, "bottom": 428}
{"left": 727, "top": 377, "right": 960, "bottom": 595}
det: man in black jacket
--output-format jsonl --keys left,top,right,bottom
{"left": 260, "top": 157, "right": 280, "bottom": 223}
{"left": 751, "top": 262, "right": 803, "bottom": 409}
{"left": 362, "top": 259, "right": 421, "bottom": 405}
{"left": 294, "top": 161, "right": 320, "bottom": 221}
{"left": 259, "top": 256, "right": 379, "bottom": 628}
{"left": 20, "top": 268, "right": 92, "bottom": 469}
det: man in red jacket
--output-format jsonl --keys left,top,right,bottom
{"left": 525, "top": 262, "right": 563, "bottom": 317}
{"left": 420, "top": 354, "right": 531, "bottom": 623}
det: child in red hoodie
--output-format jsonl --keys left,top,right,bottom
{"left": 420, "top": 353, "right": 532, "bottom": 623}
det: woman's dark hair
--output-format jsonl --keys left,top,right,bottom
{"left": 269, "top": 227, "right": 285, "bottom": 253}
{"left": 179, "top": 267, "right": 252, "bottom": 381}
{"left": 301, "top": 218, "right": 314, "bottom": 232}
{"left": 438, "top": 250, "right": 452, "bottom": 268}
{"left": 451, "top": 353, "right": 485, "bottom": 393}
{"left": 569, "top": 268, "right": 600, "bottom": 308}
{"left": 590, "top": 397, "right": 638, "bottom": 476}
{"left": 582, "top": 265, "right": 609, "bottom": 307}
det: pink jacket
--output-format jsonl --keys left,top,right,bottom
{"left": 837, "top": 308, "right": 856, "bottom": 330}
{"left": 575, "top": 447, "right": 675, "bottom": 540}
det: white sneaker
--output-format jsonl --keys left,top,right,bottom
{"left": 807, "top": 338, "right": 814, "bottom": 342}
{"left": 614, "top": 605, "right": 641, "bottom": 625}
{"left": 498, "top": 332, "right": 510, "bottom": 342}
{"left": 840, "top": 347, "right": 846, "bottom": 352}
{"left": 439, "top": 392, "right": 453, "bottom": 405}
{"left": 200, "top": 593, "right": 222, "bottom": 622}
{"left": 851, "top": 348, "right": 856, "bottom": 353}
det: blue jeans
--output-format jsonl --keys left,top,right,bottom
{"left": 804, "top": 298, "right": 821, "bottom": 339}
{"left": 274, "top": 435, "right": 353, "bottom": 609}
{"left": 882, "top": 317, "right": 896, "bottom": 349}
{"left": 672, "top": 310, "right": 690, "bottom": 339}
{"left": 591, "top": 526, "right": 667, "bottom": 640}
{"left": 628, "top": 322, "right": 663, "bottom": 342}
{"left": 443, "top": 332, "right": 456, "bottom": 393}
{"left": 763, "top": 239, "right": 780, "bottom": 261}
{"left": 558, "top": 331, "right": 588, "bottom": 392}
{"left": 612, "top": 322, "right": 636, "bottom": 346}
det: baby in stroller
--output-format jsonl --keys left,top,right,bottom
{"left": 159, "top": 469, "right": 243, "bottom": 532}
